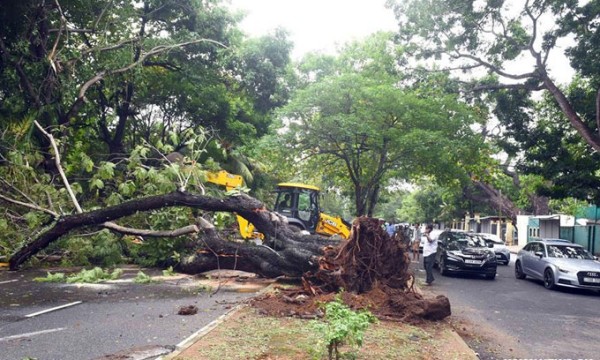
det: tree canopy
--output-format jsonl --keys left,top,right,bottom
{"left": 388, "top": 0, "right": 600, "bottom": 208}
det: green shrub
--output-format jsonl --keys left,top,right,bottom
{"left": 311, "top": 294, "right": 377, "bottom": 360}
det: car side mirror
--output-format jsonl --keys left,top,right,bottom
{"left": 487, "top": 243, "right": 494, "bottom": 248}
{"left": 534, "top": 251, "right": 544, "bottom": 258}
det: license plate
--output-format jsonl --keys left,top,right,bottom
{"left": 465, "top": 259, "right": 482, "bottom": 264}
{"left": 584, "top": 277, "right": 600, "bottom": 283}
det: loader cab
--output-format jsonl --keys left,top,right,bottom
{"left": 274, "top": 183, "right": 321, "bottom": 233}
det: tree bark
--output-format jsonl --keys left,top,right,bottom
{"left": 176, "top": 218, "right": 328, "bottom": 277}
{"left": 471, "top": 180, "right": 521, "bottom": 222}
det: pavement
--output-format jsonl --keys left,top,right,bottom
{"left": 159, "top": 246, "right": 528, "bottom": 359}
{"left": 158, "top": 269, "right": 477, "bottom": 360}
{"left": 507, "top": 245, "right": 521, "bottom": 254}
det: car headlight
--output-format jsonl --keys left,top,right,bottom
{"left": 487, "top": 252, "right": 496, "bottom": 259}
{"left": 557, "top": 267, "right": 570, "bottom": 273}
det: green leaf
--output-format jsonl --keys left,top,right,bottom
{"left": 97, "top": 162, "right": 116, "bottom": 180}
{"left": 90, "top": 178, "right": 104, "bottom": 190}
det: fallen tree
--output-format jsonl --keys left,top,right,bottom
{"left": 8, "top": 190, "right": 338, "bottom": 276}
{"left": 4, "top": 122, "right": 450, "bottom": 322}
{"left": 8, "top": 199, "right": 451, "bottom": 321}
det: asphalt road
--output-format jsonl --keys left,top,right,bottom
{"left": 0, "top": 266, "right": 263, "bottom": 360}
{"left": 413, "top": 256, "right": 600, "bottom": 359}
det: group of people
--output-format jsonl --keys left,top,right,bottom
{"left": 410, "top": 223, "right": 436, "bottom": 286}
{"left": 385, "top": 221, "right": 437, "bottom": 286}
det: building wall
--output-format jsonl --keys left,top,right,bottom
{"left": 516, "top": 215, "right": 530, "bottom": 249}
{"left": 540, "top": 219, "right": 560, "bottom": 238}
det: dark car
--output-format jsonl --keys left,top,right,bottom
{"left": 435, "top": 230, "right": 497, "bottom": 280}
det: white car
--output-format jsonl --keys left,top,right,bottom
{"left": 474, "top": 233, "right": 511, "bottom": 265}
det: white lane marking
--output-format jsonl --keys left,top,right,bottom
{"left": 25, "top": 301, "right": 83, "bottom": 318}
{"left": 0, "top": 327, "right": 66, "bottom": 342}
{"left": 0, "top": 279, "right": 18, "bottom": 285}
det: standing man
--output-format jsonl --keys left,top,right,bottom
{"left": 386, "top": 222, "right": 396, "bottom": 237}
{"left": 411, "top": 223, "right": 421, "bottom": 261}
{"left": 422, "top": 224, "right": 437, "bottom": 286}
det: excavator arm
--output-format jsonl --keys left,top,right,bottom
{"left": 205, "top": 170, "right": 262, "bottom": 240}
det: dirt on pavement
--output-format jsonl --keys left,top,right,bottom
{"left": 167, "top": 282, "right": 477, "bottom": 360}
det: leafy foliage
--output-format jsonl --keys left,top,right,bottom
{"left": 133, "top": 271, "right": 156, "bottom": 284}
{"left": 34, "top": 267, "right": 123, "bottom": 283}
{"left": 66, "top": 267, "right": 123, "bottom": 283}
{"left": 0, "top": 0, "right": 294, "bottom": 264}
{"left": 390, "top": 0, "right": 600, "bottom": 207}
{"left": 162, "top": 266, "right": 176, "bottom": 277}
{"left": 33, "top": 272, "right": 66, "bottom": 283}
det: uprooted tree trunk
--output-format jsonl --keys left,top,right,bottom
{"left": 306, "top": 217, "right": 451, "bottom": 321}
{"left": 8, "top": 190, "right": 337, "bottom": 276}
{"left": 253, "top": 216, "right": 451, "bottom": 322}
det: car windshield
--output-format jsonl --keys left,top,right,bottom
{"left": 546, "top": 245, "right": 594, "bottom": 260}
{"left": 447, "top": 234, "right": 487, "bottom": 250}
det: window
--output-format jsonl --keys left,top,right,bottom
{"left": 526, "top": 242, "right": 541, "bottom": 254}
{"left": 547, "top": 245, "right": 592, "bottom": 259}
{"left": 528, "top": 227, "right": 540, "bottom": 238}
{"left": 297, "top": 191, "right": 311, "bottom": 221}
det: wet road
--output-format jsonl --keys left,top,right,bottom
{"left": 413, "top": 257, "right": 600, "bottom": 359}
{"left": 0, "top": 266, "right": 265, "bottom": 360}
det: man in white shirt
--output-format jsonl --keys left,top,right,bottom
{"left": 422, "top": 224, "right": 437, "bottom": 285}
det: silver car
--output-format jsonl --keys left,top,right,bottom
{"left": 474, "top": 233, "right": 510, "bottom": 265}
{"left": 515, "top": 240, "right": 600, "bottom": 290}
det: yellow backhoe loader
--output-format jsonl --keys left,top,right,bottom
{"left": 206, "top": 170, "right": 350, "bottom": 239}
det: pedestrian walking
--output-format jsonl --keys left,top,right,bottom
{"left": 422, "top": 224, "right": 437, "bottom": 285}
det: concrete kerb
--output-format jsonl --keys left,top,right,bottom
{"left": 159, "top": 282, "right": 276, "bottom": 360}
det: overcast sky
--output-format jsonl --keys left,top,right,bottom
{"left": 227, "top": 0, "right": 398, "bottom": 59}
{"left": 227, "top": 1, "right": 573, "bottom": 85}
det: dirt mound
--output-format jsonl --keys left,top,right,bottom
{"left": 250, "top": 217, "right": 451, "bottom": 324}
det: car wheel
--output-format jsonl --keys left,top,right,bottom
{"left": 515, "top": 261, "right": 526, "bottom": 279}
{"left": 543, "top": 268, "right": 556, "bottom": 290}
{"left": 485, "top": 272, "right": 496, "bottom": 280}
{"left": 439, "top": 257, "right": 448, "bottom": 276}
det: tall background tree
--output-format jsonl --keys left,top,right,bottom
{"left": 277, "top": 33, "right": 487, "bottom": 217}
{"left": 388, "top": 0, "right": 600, "bottom": 215}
